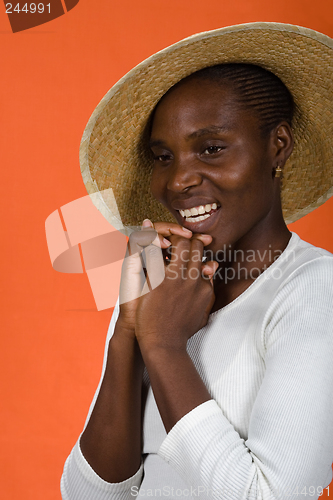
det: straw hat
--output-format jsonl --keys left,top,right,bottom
{"left": 80, "top": 22, "right": 333, "bottom": 233}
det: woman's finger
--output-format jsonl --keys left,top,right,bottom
{"left": 185, "top": 234, "right": 213, "bottom": 275}
{"left": 190, "top": 232, "right": 213, "bottom": 246}
{"left": 202, "top": 261, "right": 219, "bottom": 285}
{"left": 140, "top": 220, "right": 166, "bottom": 294}
{"left": 151, "top": 221, "right": 193, "bottom": 238}
{"left": 163, "top": 233, "right": 213, "bottom": 277}
{"left": 129, "top": 227, "right": 158, "bottom": 256}
{"left": 166, "top": 234, "right": 191, "bottom": 269}
{"left": 119, "top": 244, "right": 146, "bottom": 305}
{"left": 140, "top": 242, "right": 165, "bottom": 296}
{"left": 142, "top": 220, "right": 195, "bottom": 252}
{"left": 120, "top": 226, "right": 158, "bottom": 305}
{"left": 142, "top": 219, "right": 173, "bottom": 250}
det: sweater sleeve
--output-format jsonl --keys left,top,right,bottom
{"left": 61, "top": 439, "right": 144, "bottom": 500}
{"left": 158, "top": 257, "right": 333, "bottom": 500}
{"left": 60, "top": 298, "right": 144, "bottom": 499}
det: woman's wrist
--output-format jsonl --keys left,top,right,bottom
{"left": 136, "top": 331, "right": 188, "bottom": 357}
{"left": 114, "top": 314, "right": 136, "bottom": 336}
{"left": 139, "top": 340, "right": 188, "bottom": 363}
{"left": 106, "top": 320, "right": 144, "bottom": 372}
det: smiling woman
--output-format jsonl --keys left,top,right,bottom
{"left": 61, "top": 23, "right": 333, "bottom": 500}
{"left": 149, "top": 67, "right": 294, "bottom": 311}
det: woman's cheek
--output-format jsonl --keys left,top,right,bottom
{"left": 150, "top": 171, "right": 167, "bottom": 205}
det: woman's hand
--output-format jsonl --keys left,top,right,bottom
{"left": 118, "top": 220, "right": 193, "bottom": 334}
{"left": 135, "top": 233, "right": 219, "bottom": 353}
{"left": 133, "top": 233, "right": 218, "bottom": 433}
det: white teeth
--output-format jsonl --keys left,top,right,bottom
{"left": 179, "top": 203, "right": 219, "bottom": 221}
{"left": 185, "top": 213, "right": 211, "bottom": 222}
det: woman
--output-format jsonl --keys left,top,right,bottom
{"left": 61, "top": 23, "right": 333, "bottom": 499}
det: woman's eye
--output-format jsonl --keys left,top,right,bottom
{"left": 203, "top": 146, "right": 223, "bottom": 155}
{"left": 153, "top": 154, "right": 172, "bottom": 163}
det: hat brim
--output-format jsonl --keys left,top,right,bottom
{"left": 80, "top": 22, "right": 333, "bottom": 230}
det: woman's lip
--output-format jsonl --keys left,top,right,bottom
{"left": 177, "top": 206, "right": 221, "bottom": 232}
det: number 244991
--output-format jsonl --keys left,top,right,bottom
{"left": 6, "top": 3, "right": 51, "bottom": 14}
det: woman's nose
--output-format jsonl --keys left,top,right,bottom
{"left": 166, "top": 157, "right": 202, "bottom": 193}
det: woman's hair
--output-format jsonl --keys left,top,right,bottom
{"left": 169, "top": 63, "right": 295, "bottom": 137}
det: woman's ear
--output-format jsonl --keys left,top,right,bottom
{"left": 270, "top": 121, "right": 294, "bottom": 167}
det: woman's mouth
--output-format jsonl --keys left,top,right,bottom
{"left": 178, "top": 203, "right": 220, "bottom": 223}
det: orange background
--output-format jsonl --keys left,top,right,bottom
{"left": 1, "top": 1, "right": 332, "bottom": 498}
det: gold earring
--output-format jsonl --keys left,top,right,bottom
{"left": 274, "top": 165, "right": 283, "bottom": 178}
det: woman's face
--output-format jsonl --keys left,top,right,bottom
{"left": 150, "top": 77, "right": 282, "bottom": 254}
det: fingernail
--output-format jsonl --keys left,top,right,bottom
{"left": 182, "top": 227, "right": 192, "bottom": 233}
{"left": 163, "top": 238, "right": 171, "bottom": 247}
{"left": 142, "top": 219, "right": 153, "bottom": 228}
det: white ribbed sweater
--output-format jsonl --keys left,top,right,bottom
{"left": 61, "top": 233, "right": 333, "bottom": 500}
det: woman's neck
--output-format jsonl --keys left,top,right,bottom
{"left": 211, "top": 222, "right": 292, "bottom": 313}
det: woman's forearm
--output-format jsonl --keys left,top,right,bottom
{"left": 140, "top": 344, "right": 211, "bottom": 433}
{"left": 80, "top": 319, "right": 145, "bottom": 483}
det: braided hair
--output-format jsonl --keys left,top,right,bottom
{"left": 176, "top": 63, "right": 294, "bottom": 137}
